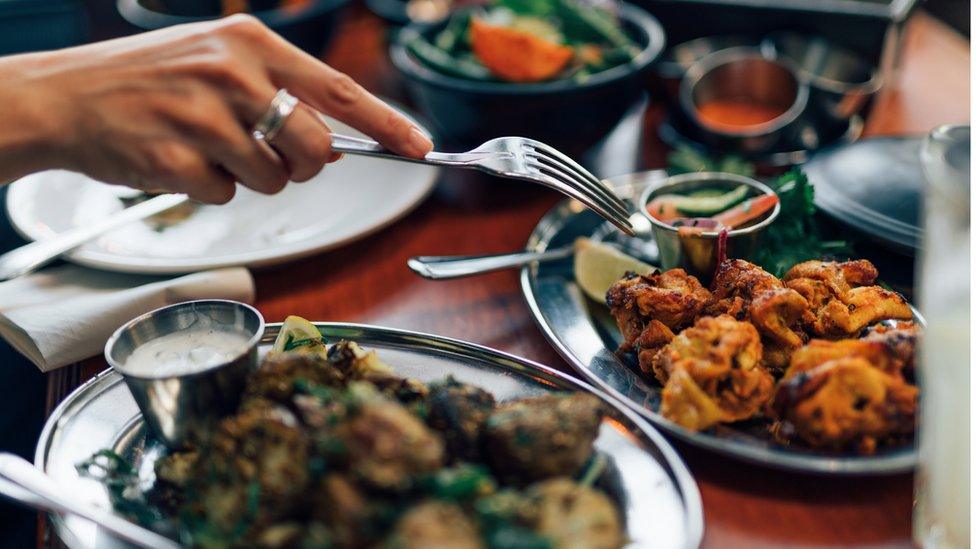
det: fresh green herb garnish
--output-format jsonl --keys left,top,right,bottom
{"left": 666, "top": 148, "right": 852, "bottom": 276}
{"left": 753, "top": 169, "right": 853, "bottom": 277}
{"left": 424, "top": 464, "right": 497, "bottom": 501}
{"left": 76, "top": 449, "right": 170, "bottom": 530}
{"left": 284, "top": 336, "right": 325, "bottom": 351}
{"left": 666, "top": 145, "right": 755, "bottom": 178}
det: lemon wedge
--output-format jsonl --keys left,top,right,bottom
{"left": 573, "top": 237, "right": 655, "bottom": 302}
{"left": 271, "top": 315, "right": 327, "bottom": 357}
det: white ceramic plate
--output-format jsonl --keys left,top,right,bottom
{"left": 5, "top": 118, "right": 438, "bottom": 274}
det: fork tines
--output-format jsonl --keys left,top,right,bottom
{"left": 520, "top": 139, "right": 634, "bottom": 235}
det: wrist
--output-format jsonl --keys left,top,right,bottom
{"left": 0, "top": 51, "right": 74, "bottom": 182}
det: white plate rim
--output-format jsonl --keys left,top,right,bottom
{"left": 5, "top": 117, "right": 438, "bottom": 275}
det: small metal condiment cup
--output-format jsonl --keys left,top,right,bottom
{"left": 640, "top": 172, "right": 780, "bottom": 281}
{"left": 656, "top": 35, "right": 760, "bottom": 102}
{"left": 105, "top": 300, "right": 264, "bottom": 449}
{"left": 679, "top": 47, "right": 809, "bottom": 154}
{"left": 762, "top": 31, "right": 881, "bottom": 126}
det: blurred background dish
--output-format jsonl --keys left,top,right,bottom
{"left": 116, "top": 0, "right": 352, "bottom": 54}
{"left": 390, "top": 1, "right": 665, "bottom": 166}
{"left": 655, "top": 31, "right": 877, "bottom": 164}
{"left": 762, "top": 31, "right": 882, "bottom": 132}
{"left": 658, "top": 113, "right": 864, "bottom": 167}
{"left": 4, "top": 116, "right": 437, "bottom": 274}
{"left": 805, "top": 135, "right": 928, "bottom": 255}
{"left": 653, "top": 34, "right": 760, "bottom": 105}
{"left": 638, "top": 0, "right": 921, "bottom": 85}
{"left": 678, "top": 47, "right": 808, "bottom": 154}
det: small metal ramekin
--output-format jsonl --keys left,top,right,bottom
{"left": 640, "top": 172, "right": 780, "bottom": 281}
{"left": 105, "top": 300, "right": 264, "bottom": 449}
{"left": 679, "top": 47, "right": 809, "bottom": 154}
{"left": 761, "top": 31, "right": 881, "bottom": 125}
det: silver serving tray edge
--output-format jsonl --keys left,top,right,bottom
{"left": 36, "top": 322, "right": 704, "bottom": 549}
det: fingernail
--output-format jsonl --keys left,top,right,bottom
{"left": 408, "top": 126, "right": 433, "bottom": 157}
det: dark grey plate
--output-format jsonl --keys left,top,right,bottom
{"left": 519, "top": 175, "right": 917, "bottom": 475}
{"left": 806, "top": 135, "right": 925, "bottom": 254}
{"left": 35, "top": 322, "right": 703, "bottom": 548}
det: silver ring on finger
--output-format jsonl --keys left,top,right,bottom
{"left": 252, "top": 89, "right": 298, "bottom": 143}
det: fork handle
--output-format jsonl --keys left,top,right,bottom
{"left": 329, "top": 133, "right": 482, "bottom": 167}
{"left": 407, "top": 247, "right": 573, "bottom": 280}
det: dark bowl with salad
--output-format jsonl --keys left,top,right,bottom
{"left": 390, "top": 0, "right": 665, "bottom": 159}
{"left": 117, "top": 0, "right": 351, "bottom": 55}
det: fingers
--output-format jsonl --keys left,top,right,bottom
{"left": 144, "top": 142, "right": 237, "bottom": 204}
{"left": 215, "top": 136, "right": 290, "bottom": 195}
{"left": 182, "top": 100, "right": 291, "bottom": 195}
{"left": 221, "top": 80, "right": 338, "bottom": 185}
{"left": 258, "top": 35, "right": 433, "bottom": 158}
{"left": 265, "top": 103, "right": 336, "bottom": 182}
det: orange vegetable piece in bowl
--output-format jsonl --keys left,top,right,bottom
{"left": 470, "top": 18, "right": 575, "bottom": 82}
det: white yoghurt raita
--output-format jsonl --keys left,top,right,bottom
{"left": 123, "top": 329, "right": 250, "bottom": 377}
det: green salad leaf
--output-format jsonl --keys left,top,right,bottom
{"left": 666, "top": 144, "right": 755, "bottom": 178}
{"left": 753, "top": 169, "right": 853, "bottom": 277}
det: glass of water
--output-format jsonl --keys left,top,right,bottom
{"left": 913, "top": 124, "right": 970, "bottom": 549}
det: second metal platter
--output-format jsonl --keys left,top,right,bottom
{"left": 520, "top": 173, "right": 917, "bottom": 475}
{"left": 36, "top": 322, "right": 703, "bottom": 548}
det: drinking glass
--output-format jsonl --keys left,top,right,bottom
{"left": 913, "top": 124, "right": 971, "bottom": 548}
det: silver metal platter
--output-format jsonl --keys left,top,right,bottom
{"left": 36, "top": 322, "right": 703, "bottom": 549}
{"left": 519, "top": 174, "right": 917, "bottom": 475}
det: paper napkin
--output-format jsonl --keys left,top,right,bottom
{"left": 0, "top": 266, "right": 255, "bottom": 372}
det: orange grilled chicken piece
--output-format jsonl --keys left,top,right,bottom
{"left": 771, "top": 358, "right": 917, "bottom": 453}
{"left": 709, "top": 259, "right": 785, "bottom": 318}
{"left": 708, "top": 259, "right": 811, "bottom": 372}
{"left": 862, "top": 321, "right": 919, "bottom": 380}
{"left": 784, "top": 321, "right": 918, "bottom": 381}
{"left": 784, "top": 260, "right": 913, "bottom": 337}
{"left": 653, "top": 315, "right": 774, "bottom": 431}
{"left": 635, "top": 320, "right": 676, "bottom": 376}
{"left": 606, "top": 269, "right": 713, "bottom": 355}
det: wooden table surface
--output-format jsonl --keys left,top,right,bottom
{"left": 47, "top": 6, "right": 970, "bottom": 548}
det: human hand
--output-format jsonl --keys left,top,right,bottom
{"left": 0, "top": 15, "right": 433, "bottom": 203}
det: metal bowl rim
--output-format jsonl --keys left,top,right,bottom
{"left": 760, "top": 31, "right": 883, "bottom": 95}
{"left": 679, "top": 46, "right": 810, "bottom": 138}
{"left": 116, "top": 0, "right": 351, "bottom": 27}
{"left": 389, "top": 3, "right": 666, "bottom": 96}
{"left": 103, "top": 299, "right": 266, "bottom": 381}
{"left": 656, "top": 34, "right": 763, "bottom": 78}
{"left": 39, "top": 321, "right": 704, "bottom": 548}
{"left": 519, "top": 175, "right": 919, "bottom": 475}
{"left": 638, "top": 171, "right": 781, "bottom": 237}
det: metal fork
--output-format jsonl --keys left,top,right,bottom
{"left": 0, "top": 135, "right": 630, "bottom": 282}
{"left": 330, "top": 134, "right": 634, "bottom": 235}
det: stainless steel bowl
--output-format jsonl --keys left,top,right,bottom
{"left": 657, "top": 34, "right": 761, "bottom": 80}
{"left": 679, "top": 47, "right": 809, "bottom": 154}
{"left": 655, "top": 35, "right": 761, "bottom": 108}
{"left": 104, "top": 300, "right": 264, "bottom": 449}
{"left": 640, "top": 172, "right": 780, "bottom": 280}
{"left": 761, "top": 31, "right": 881, "bottom": 125}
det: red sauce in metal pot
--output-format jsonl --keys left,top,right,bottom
{"left": 697, "top": 99, "right": 786, "bottom": 130}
